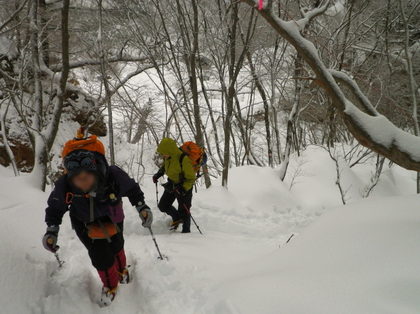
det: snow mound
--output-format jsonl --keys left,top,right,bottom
{"left": 213, "top": 165, "right": 300, "bottom": 214}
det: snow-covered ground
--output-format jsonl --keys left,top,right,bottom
{"left": 1, "top": 146, "right": 420, "bottom": 314}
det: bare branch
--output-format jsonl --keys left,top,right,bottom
{"left": 0, "top": 0, "right": 29, "bottom": 34}
{"left": 98, "top": 63, "right": 156, "bottom": 107}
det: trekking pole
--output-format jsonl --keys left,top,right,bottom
{"left": 181, "top": 203, "right": 203, "bottom": 235}
{"left": 54, "top": 252, "right": 65, "bottom": 268}
{"left": 155, "top": 182, "right": 159, "bottom": 206}
{"left": 147, "top": 227, "right": 167, "bottom": 260}
{"left": 141, "top": 211, "right": 167, "bottom": 260}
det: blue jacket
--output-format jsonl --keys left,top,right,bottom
{"left": 45, "top": 166, "right": 144, "bottom": 226}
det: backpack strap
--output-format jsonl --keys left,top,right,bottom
{"left": 179, "top": 151, "right": 187, "bottom": 182}
{"left": 89, "top": 193, "right": 95, "bottom": 222}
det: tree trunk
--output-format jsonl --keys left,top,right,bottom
{"left": 189, "top": 0, "right": 211, "bottom": 188}
{"left": 30, "top": 0, "right": 42, "bottom": 133}
{"left": 98, "top": 0, "right": 115, "bottom": 165}
{"left": 278, "top": 54, "right": 302, "bottom": 180}
{"left": 221, "top": 3, "right": 254, "bottom": 187}
{"left": 222, "top": 3, "right": 240, "bottom": 188}
{"left": 397, "top": 0, "right": 420, "bottom": 193}
{"left": 30, "top": 0, "right": 70, "bottom": 191}
{"left": 32, "top": 135, "right": 49, "bottom": 190}
{"left": 39, "top": 0, "right": 50, "bottom": 67}
{"left": 28, "top": 0, "right": 48, "bottom": 190}
{"left": 245, "top": 49, "right": 273, "bottom": 167}
{"left": 0, "top": 101, "right": 19, "bottom": 176}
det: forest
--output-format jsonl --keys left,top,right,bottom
{"left": 0, "top": 0, "right": 419, "bottom": 191}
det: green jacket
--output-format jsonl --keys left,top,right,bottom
{"left": 157, "top": 138, "right": 196, "bottom": 191}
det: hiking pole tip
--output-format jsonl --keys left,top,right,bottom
{"left": 54, "top": 252, "right": 65, "bottom": 268}
{"left": 148, "top": 227, "right": 168, "bottom": 260}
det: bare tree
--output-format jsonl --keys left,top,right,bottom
{"left": 326, "top": 146, "right": 350, "bottom": 205}
{"left": 361, "top": 154, "right": 386, "bottom": 198}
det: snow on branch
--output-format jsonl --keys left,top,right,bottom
{"left": 328, "top": 70, "right": 379, "bottom": 117}
{"left": 242, "top": 0, "right": 420, "bottom": 172}
{"left": 344, "top": 101, "right": 420, "bottom": 167}
{"left": 297, "top": 0, "right": 330, "bottom": 30}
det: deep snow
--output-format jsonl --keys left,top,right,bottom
{"left": 205, "top": 195, "right": 420, "bottom": 314}
{"left": 1, "top": 146, "right": 420, "bottom": 314}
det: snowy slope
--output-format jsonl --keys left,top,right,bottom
{"left": 0, "top": 165, "right": 311, "bottom": 314}
{"left": 1, "top": 149, "right": 419, "bottom": 313}
{"left": 206, "top": 195, "right": 420, "bottom": 314}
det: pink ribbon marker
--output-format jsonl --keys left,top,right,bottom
{"left": 258, "top": 0, "right": 263, "bottom": 10}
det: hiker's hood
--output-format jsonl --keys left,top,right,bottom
{"left": 157, "top": 138, "right": 180, "bottom": 157}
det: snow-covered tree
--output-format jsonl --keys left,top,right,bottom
{"left": 242, "top": 0, "right": 420, "bottom": 173}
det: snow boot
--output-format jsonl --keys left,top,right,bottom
{"left": 163, "top": 205, "right": 179, "bottom": 220}
{"left": 181, "top": 216, "right": 191, "bottom": 233}
{"left": 170, "top": 219, "right": 183, "bottom": 231}
{"left": 117, "top": 267, "right": 130, "bottom": 284}
{"left": 98, "top": 266, "right": 119, "bottom": 307}
{"left": 99, "top": 286, "right": 117, "bottom": 308}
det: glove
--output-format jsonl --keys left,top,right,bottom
{"left": 136, "top": 202, "right": 153, "bottom": 228}
{"left": 42, "top": 226, "right": 60, "bottom": 253}
{"left": 152, "top": 172, "right": 163, "bottom": 184}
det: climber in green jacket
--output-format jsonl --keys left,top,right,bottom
{"left": 153, "top": 138, "right": 196, "bottom": 233}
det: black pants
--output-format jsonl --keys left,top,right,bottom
{"left": 158, "top": 188, "right": 192, "bottom": 233}
{"left": 71, "top": 215, "right": 124, "bottom": 271}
